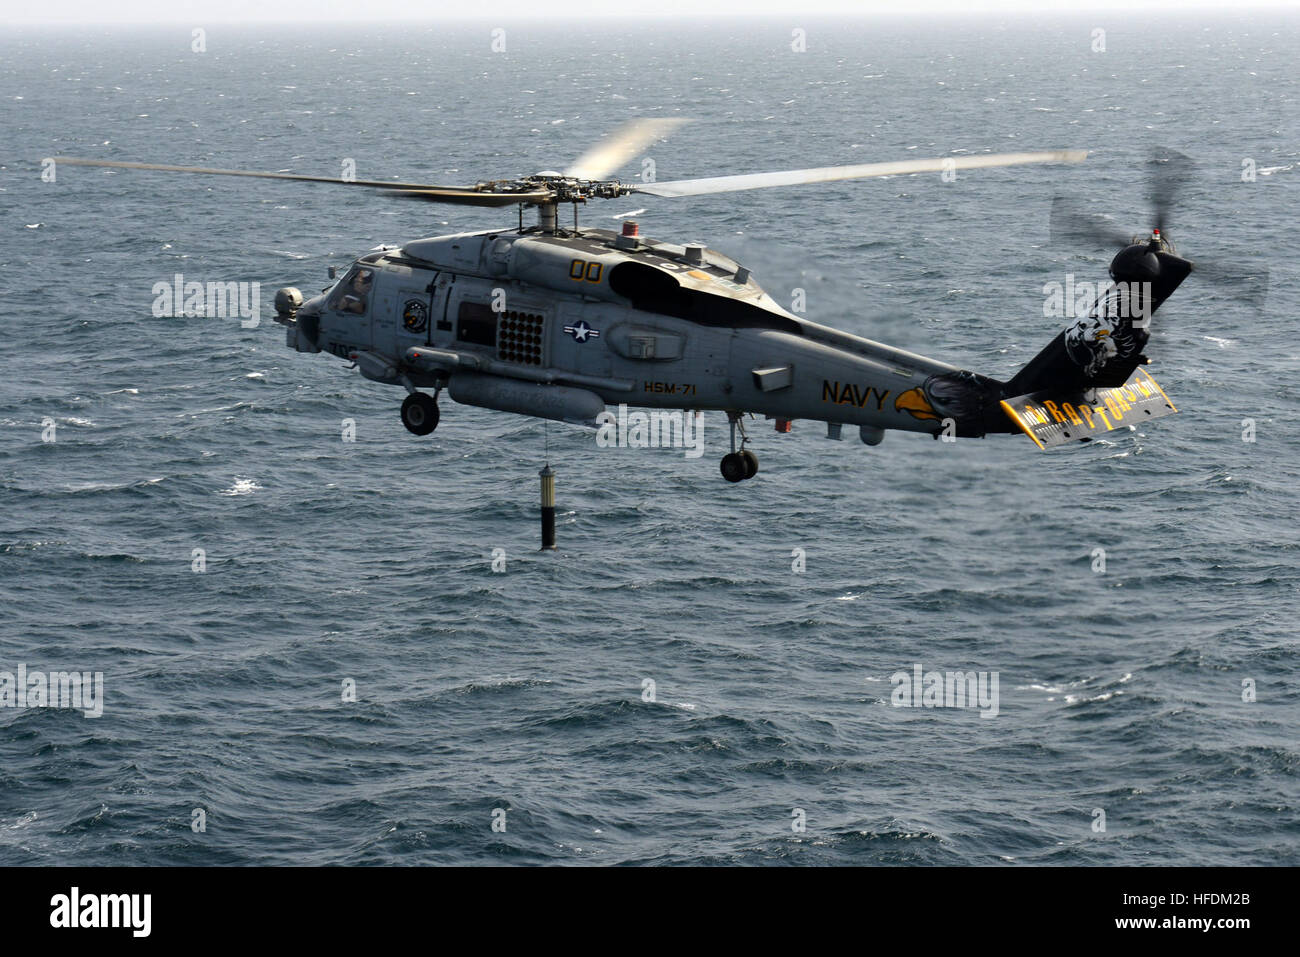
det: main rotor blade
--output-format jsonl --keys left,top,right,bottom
{"left": 564, "top": 118, "right": 690, "bottom": 181}
{"left": 634, "top": 149, "right": 1088, "bottom": 198}
{"left": 388, "top": 188, "right": 553, "bottom": 207}
{"left": 53, "top": 157, "right": 540, "bottom": 206}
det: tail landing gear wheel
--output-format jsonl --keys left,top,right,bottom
{"left": 739, "top": 450, "right": 759, "bottom": 479}
{"left": 400, "top": 391, "right": 439, "bottom": 435}
{"left": 722, "top": 411, "right": 758, "bottom": 482}
{"left": 720, "top": 452, "right": 748, "bottom": 483}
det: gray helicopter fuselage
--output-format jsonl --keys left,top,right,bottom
{"left": 284, "top": 225, "right": 962, "bottom": 437}
{"left": 67, "top": 136, "right": 1174, "bottom": 469}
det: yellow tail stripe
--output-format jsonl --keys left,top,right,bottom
{"left": 1000, "top": 399, "right": 1046, "bottom": 449}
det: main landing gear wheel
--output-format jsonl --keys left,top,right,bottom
{"left": 400, "top": 391, "right": 439, "bottom": 435}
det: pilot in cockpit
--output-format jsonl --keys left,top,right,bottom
{"left": 337, "top": 268, "right": 373, "bottom": 315}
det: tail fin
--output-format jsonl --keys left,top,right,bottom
{"left": 890, "top": 237, "right": 1191, "bottom": 446}
{"left": 993, "top": 235, "right": 1190, "bottom": 447}
{"left": 1004, "top": 236, "right": 1192, "bottom": 398}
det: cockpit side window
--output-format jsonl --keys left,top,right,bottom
{"left": 328, "top": 267, "right": 375, "bottom": 316}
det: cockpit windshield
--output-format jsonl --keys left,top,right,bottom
{"left": 328, "top": 266, "right": 374, "bottom": 315}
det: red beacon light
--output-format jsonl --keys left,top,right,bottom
{"left": 615, "top": 219, "right": 642, "bottom": 250}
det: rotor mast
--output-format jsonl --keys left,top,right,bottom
{"left": 537, "top": 201, "right": 558, "bottom": 233}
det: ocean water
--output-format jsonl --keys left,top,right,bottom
{"left": 1, "top": 15, "right": 1298, "bottom": 865}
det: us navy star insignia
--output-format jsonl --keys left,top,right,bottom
{"left": 563, "top": 320, "right": 600, "bottom": 343}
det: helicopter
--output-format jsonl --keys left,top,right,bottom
{"left": 58, "top": 120, "right": 1196, "bottom": 482}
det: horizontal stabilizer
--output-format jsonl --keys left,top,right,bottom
{"left": 1000, "top": 367, "right": 1176, "bottom": 449}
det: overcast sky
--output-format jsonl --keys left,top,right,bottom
{"left": 5, "top": 0, "right": 1295, "bottom": 25}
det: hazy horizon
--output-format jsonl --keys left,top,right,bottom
{"left": 6, "top": 0, "right": 1300, "bottom": 26}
